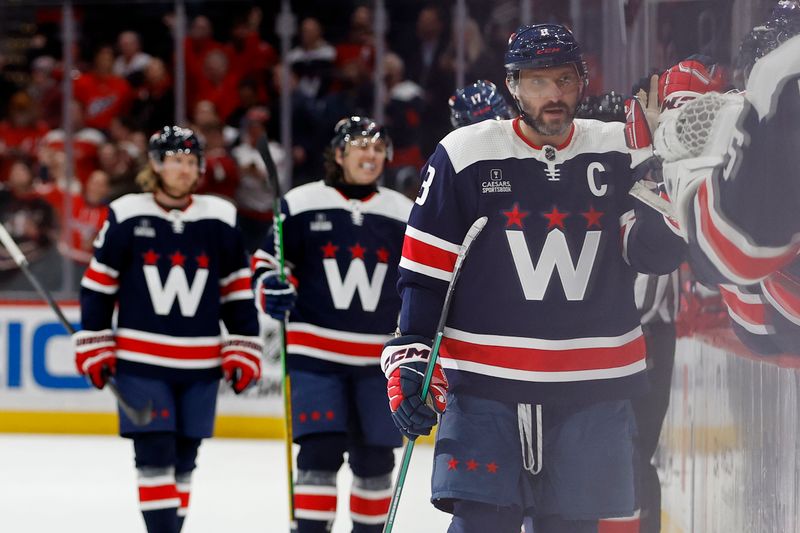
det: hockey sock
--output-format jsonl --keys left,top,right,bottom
{"left": 294, "top": 469, "right": 337, "bottom": 533}
{"left": 448, "top": 500, "right": 524, "bottom": 533}
{"left": 350, "top": 473, "right": 393, "bottom": 533}
{"left": 175, "top": 436, "right": 201, "bottom": 532}
{"left": 137, "top": 466, "right": 180, "bottom": 533}
{"left": 175, "top": 471, "right": 192, "bottom": 532}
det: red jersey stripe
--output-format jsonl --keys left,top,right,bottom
{"left": 287, "top": 331, "right": 382, "bottom": 357}
{"left": 117, "top": 336, "right": 221, "bottom": 359}
{"left": 440, "top": 335, "right": 646, "bottom": 373}
{"left": 402, "top": 235, "right": 457, "bottom": 273}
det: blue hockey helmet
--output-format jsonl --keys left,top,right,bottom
{"left": 148, "top": 125, "right": 205, "bottom": 171}
{"left": 735, "top": 0, "right": 800, "bottom": 88}
{"left": 504, "top": 24, "right": 588, "bottom": 85}
{"left": 449, "top": 80, "right": 515, "bottom": 129}
{"left": 331, "top": 115, "right": 393, "bottom": 161}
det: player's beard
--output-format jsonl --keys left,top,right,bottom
{"left": 524, "top": 101, "right": 577, "bottom": 137}
{"left": 158, "top": 175, "right": 197, "bottom": 202}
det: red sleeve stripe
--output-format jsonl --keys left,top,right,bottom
{"left": 220, "top": 274, "right": 253, "bottom": 302}
{"left": 695, "top": 180, "right": 799, "bottom": 284}
{"left": 287, "top": 331, "right": 383, "bottom": 357}
{"left": 762, "top": 274, "right": 800, "bottom": 326}
{"left": 719, "top": 285, "right": 771, "bottom": 334}
{"left": 401, "top": 234, "right": 458, "bottom": 273}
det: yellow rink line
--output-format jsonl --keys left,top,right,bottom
{"left": 661, "top": 510, "right": 685, "bottom": 533}
{"left": 0, "top": 411, "right": 436, "bottom": 444}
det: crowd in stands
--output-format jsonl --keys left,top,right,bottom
{"left": 0, "top": 1, "right": 572, "bottom": 292}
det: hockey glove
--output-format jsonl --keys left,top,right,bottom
{"left": 624, "top": 96, "right": 655, "bottom": 151}
{"left": 221, "top": 336, "right": 264, "bottom": 394}
{"left": 659, "top": 55, "right": 726, "bottom": 112}
{"left": 381, "top": 335, "right": 448, "bottom": 440}
{"left": 72, "top": 329, "right": 116, "bottom": 390}
{"left": 256, "top": 270, "right": 297, "bottom": 321}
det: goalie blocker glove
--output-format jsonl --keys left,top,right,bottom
{"left": 72, "top": 329, "right": 116, "bottom": 389}
{"left": 381, "top": 335, "right": 448, "bottom": 440}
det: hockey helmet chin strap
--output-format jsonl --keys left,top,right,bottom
{"left": 518, "top": 403, "right": 543, "bottom": 475}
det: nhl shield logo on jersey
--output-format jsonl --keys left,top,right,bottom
{"left": 482, "top": 169, "right": 512, "bottom": 194}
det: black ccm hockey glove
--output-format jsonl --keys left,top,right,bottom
{"left": 381, "top": 335, "right": 448, "bottom": 440}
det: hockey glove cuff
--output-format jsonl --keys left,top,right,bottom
{"left": 381, "top": 335, "right": 448, "bottom": 440}
{"left": 72, "top": 329, "right": 116, "bottom": 390}
{"left": 255, "top": 270, "right": 298, "bottom": 321}
{"left": 221, "top": 335, "right": 264, "bottom": 394}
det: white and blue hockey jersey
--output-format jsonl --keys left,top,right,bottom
{"left": 252, "top": 180, "right": 413, "bottom": 371}
{"left": 80, "top": 193, "right": 262, "bottom": 379}
{"left": 399, "top": 117, "right": 685, "bottom": 404}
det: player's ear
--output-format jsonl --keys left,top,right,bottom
{"left": 334, "top": 147, "right": 345, "bottom": 166}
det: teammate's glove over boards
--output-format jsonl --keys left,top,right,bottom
{"left": 72, "top": 329, "right": 116, "bottom": 389}
{"left": 256, "top": 270, "right": 297, "bottom": 321}
{"left": 658, "top": 55, "right": 726, "bottom": 111}
{"left": 221, "top": 336, "right": 263, "bottom": 394}
{"left": 381, "top": 335, "right": 448, "bottom": 440}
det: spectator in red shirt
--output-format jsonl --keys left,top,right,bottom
{"left": 224, "top": 7, "right": 277, "bottom": 86}
{"left": 191, "top": 49, "right": 240, "bottom": 122}
{"left": 335, "top": 6, "right": 375, "bottom": 76}
{"left": 0, "top": 92, "right": 50, "bottom": 180}
{"left": 197, "top": 120, "right": 239, "bottom": 201}
{"left": 184, "top": 15, "right": 224, "bottom": 87}
{"left": 73, "top": 45, "right": 133, "bottom": 131}
{"left": 27, "top": 56, "right": 61, "bottom": 128}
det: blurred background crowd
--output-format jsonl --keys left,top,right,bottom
{"left": 0, "top": 0, "right": 777, "bottom": 295}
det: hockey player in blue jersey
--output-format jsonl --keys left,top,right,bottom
{"left": 381, "top": 24, "right": 685, "bottom": 533}
{"left": 252, "top": 116, "right": 413, "bottom": 532}
{"left": 448, "top": 80, "right": 515, "bottom": 129}
{"left": 72, "top": 126, "right": 262, "bottom": 533}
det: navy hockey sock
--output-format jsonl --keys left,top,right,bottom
{"left": 350, "top": 474, "right": 393, "bottom": 533}
{"left": 137, "top": 466, "right": 180, "bottom": 533}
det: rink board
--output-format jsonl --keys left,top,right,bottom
{"left": 659, "top": 331, "right": 800, "bottom": 533}
{"left": 0, "top": 301, "right": 287, "bottom": 438}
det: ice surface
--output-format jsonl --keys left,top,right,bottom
{"left": 0, "top": 434, "right": 451, "bottom": 532}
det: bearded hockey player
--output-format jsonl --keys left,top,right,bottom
{"left": 252, "top": 116, "right": 413, "bottom": 533}
{"left": 72, "top": 125, "right": 262, "bottom": 533}
{"left": 381, "top": 23, "right": 684, "bottom": 533}
{"left": 448, "top": 79, "right": 515, "bottom": 129}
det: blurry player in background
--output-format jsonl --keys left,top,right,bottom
{"left": 252, "top": 116, "right": 412, "bottom": 533}
{"left": 448, "top": 79, "right": 515, "bottom": 129}
{"left": 382, "top": 24, "right": 683, "bottom": 532}
{"left": 72, "top": 126, "right": 262, "bottom": 533}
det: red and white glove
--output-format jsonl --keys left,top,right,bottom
{"left": 72, "top": 329, "right": 116, "bottom": 389}
{"left": 624, "top": 96, "right": 655, "bottom": 151}
{"left": 221, "top": 335, "right": 264, "bottom": 394}
{"left": 659, "top": 56, "right": 726, "bottom": 111}
{"left": 381, "top": 335, "right": 448, "bottom": 440}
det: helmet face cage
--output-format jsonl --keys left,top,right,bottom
{"left": 504, "top": 24, "right": 589, "bottom": 91}
{"left": 449, "top": 80, "right": 515, "bottom": 129}
{"left": 735, "top": 3, "right": 800, "bottom": 88}
{"left": 148, "top": 125, "right": 205, "bottom": 172}
{"left": 331, "top": 116, "right": 393, "bottom": 162}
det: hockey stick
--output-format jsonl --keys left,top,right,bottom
{"left": 383, "top": 216, "right": 489, "bottom": 533}
{"left": 256, "top": 134, "right": 297, "bottom": 530}
{"left": 0, "top": 224, "right": 152, "bottom": 426}
{"left": 629, "top": 181, "right": 676, "bottom": 220}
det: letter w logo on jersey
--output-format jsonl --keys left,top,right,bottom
{"left": 144, "top": 264, "right": 209, "bottom": 317}
{"left": 323, "top": 257, "right": 387, "bottom": 312}
{"left": 506, "top": 229, "right": 601, "bottom": 300}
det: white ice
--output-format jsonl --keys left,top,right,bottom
{"left": 0, "top": 434, "right": 452, "bottom": 533}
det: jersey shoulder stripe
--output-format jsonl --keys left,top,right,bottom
{"left": 439, "top": 118, "right": 638, "bottom": 174}
{"left": 285, "top": 180, "right": 412, "bottom": 223}
{"left": 110, "top": 193, "right": 238, "bottom": 227}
